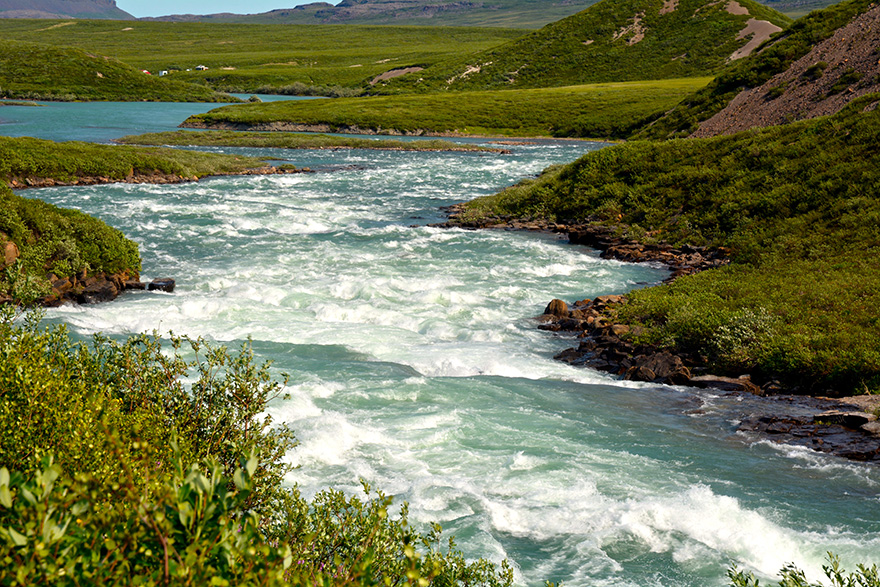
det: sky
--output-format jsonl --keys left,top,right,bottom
{"left": 115, "top": 0, "right": 329, "bottom": 18}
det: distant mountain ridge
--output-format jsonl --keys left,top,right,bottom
{"left": 140, "top": 0, "right": 601, "bottom": 29}
{"left": 0, "top": 0, "right": 133, "bottom": 19}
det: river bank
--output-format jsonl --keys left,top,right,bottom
{"left": 5, "top": 165, "right": 307, "bottom": 190}
{"left": 433, "top": 206, "right": 880, "bottom": 463}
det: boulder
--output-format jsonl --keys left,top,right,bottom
{"left": 814, "top": 411, "right": 874, "bottom": 429}
{"left": 688, "top": 375, "right": 763, "bottom": 395}
{"left": 76, "top": 280, "right": 119, "bottom": 304}
{"left": 625, "top": 365, "right": 656, "bottom": 381}
{"left": 2, "top": 240, "right": 19, "bottom": 268}
{"left": 629, "top": 351, "right": 691, "bottom": 384}
{"left": 148, "top": 278, "right": 176, "bottom": 293}
{"left": 544, "top": 298, "right": 568, "bottom": 317}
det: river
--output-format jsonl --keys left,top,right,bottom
{"left": 2, "top": 99, "right": 878, "bottom": 587}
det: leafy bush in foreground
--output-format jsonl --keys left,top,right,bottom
{"left": 0, "top": 309, "right": 513, "bottom": 586}
{"left": 728, "top": 554, "right": 879, "bottom": 587}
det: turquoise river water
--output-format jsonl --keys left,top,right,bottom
{"left": 2, "top": 100, "right": 879, "bottom": 587}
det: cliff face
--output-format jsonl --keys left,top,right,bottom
{"left": 0, "top": 0, "right": 134, "bottom": 19}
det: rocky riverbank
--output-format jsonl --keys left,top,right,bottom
{"left": 435, "top": 207, "right": 880, "bottom": 463}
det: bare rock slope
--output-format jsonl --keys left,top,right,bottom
{"left": 694, "top": 3, "right": 880, "bottom": 136}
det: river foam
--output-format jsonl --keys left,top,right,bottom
{"left": 34, "top": 138, "right": 880, "bottom": 587}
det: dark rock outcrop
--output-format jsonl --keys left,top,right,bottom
{"left": 148, "top": 278, "right": 176, "bottom": 292}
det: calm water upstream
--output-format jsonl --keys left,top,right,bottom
{"left": 2, "top": 101, "right": 879, "bottom": 587}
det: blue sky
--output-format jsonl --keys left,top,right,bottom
{"left": 116, "top": 0, "right": 328, "bottom": 18}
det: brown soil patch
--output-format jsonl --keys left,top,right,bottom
{"left": 370, "top": 66, "right": 423, "bottom": 85}
{"left": 695, "top": 4, "right": 880, "bottom": 137}
{"left": 725, "top": 0, "right": 749, "bottom": 15}
{"left": 729, "top": 19, "right": 784, "bottom": 60}
{"left": 613, "top": 12, "right": 646, "bottom": 45}
{"left": 660, "top": 0, "right": 679, "bottom": 15}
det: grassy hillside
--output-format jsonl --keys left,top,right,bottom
{"left": 145, "top": 0, "right": 599, "bottom": 29}
{"left": 0, "top": 19, "right": 524, "bottom": 95}
{"left": 459, "top": 94, "right": 880, "bottom": 395}
{"left": 634, "top": 0, "right": 877, "bottom": 139}
{"left": 182, "top": 78, "right": 711, "bottom": 139}
{"left": 0, "top": 39, "right": 234, "bottom": 102}
{"left": 374, "top": 0, "right": 790, "bottom": 93}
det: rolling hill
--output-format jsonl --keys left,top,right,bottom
{"left": 372, "top": 0, "right": 791, "bottom": 93}
{"left": 0, "top": 39, "right": 235, "bottom": 102}
{"left": 635, "top": 0, "right": 880, "bottom": 138}
{"left": 0, "top": 0, "right": 133, "bottom": 19}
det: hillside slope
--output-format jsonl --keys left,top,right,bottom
{"left": 373, "top": 0, "right": 790, "bottom": 93}
{"left": 0, "top": 0, "right": 132, "bottom": 19}
{"left": 0, "top": 39, "right": 235, "bottom": 102}
{"left": 635, "top": 0, "right": 879, "bottom": 139}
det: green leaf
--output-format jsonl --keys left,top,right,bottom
{"left": 0, "top": 485, "right": 12, "bottom": 509}
{"left": 7, "top": 527, "right": 27, "bottom": 547}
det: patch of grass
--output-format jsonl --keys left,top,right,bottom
{"left": 115, "top": 130, "right": 508, "bottom": 152}
{"left": 635, "top": 0, "right": 877, "bottom": 139}
{"left": 0, "top": 20, "right": 524, "bottom": 95}
{"left": 461, "top": 95, "right": 880, "bottom": 394}
{"left": 374, "top": 0, "right": 789, "bottom": 93}
{"left": 183, "top": 78, "right": 711, "bottom": 139}
{"left": 802, "top": 61, "right": 829, "bottom": 81}
{"left": 0, "top": 39, "right": 234, "bottom": 102}
{"left": 0, "top": 135, "right": 279, "bottom": 184}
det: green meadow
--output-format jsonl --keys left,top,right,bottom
{"left": 183, "top": 78, "right": 712, "bottom": 138}
{"left": 0, "top": 20, "right": 525, "bottom": 94}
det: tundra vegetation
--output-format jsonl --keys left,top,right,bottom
{"left": 0, "top": 20, "right": 524, "bottom": 96}
{"left": 0, "top": 310, "right": 514, "bottom": 586}
{"left": 373, "top": 0, "right": 789, "bottom": 93}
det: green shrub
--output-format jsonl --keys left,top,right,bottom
{"left": 728, "top": 553, "right": 879, "bottom": 587}
{"left": 0, "top": 310, "right": 514, "bottom": 587}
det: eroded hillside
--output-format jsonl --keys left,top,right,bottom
{"left": 693, "top": 4, "right": 880, "bottom": 136}
{"left": 373, "top": 0, "right": 790, "bottom": 93}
